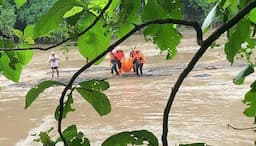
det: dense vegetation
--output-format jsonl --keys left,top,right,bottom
{"left": 0, "top": 0, "right": 256, "bottom": 146}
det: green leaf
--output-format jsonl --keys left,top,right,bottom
{"left": 179, "top": 143, "right": 206, "bottom": 146}
{"left": 79, "top": 79, "right": 110, "bottom": 91}
{"left": 58, "top": 125, "right": 90, "bottom": 146}
{"left": 0, "top": 39, "right": 15, "bottom": 48}
{"left": 233, "top": 65, "right": 254, "bottom": 85}
{"left": 158, "top": 0, "right": 183, "bottom": 19}
{"left": 142, "top": 0, "right": 181, "bottom": 60}
{"left": 249, "top": 8, "right": 256, "bottom": 24}
{"left": 24, "top": 25, "right": 35, "bottom": 44}
{"left": 55, "top": 93, "right": 75, "bottom": 121}
{"left": 143, "top": 24, "right": 181, "bottom": 60}
{"left": 39, "top": 132, "right": 55, "bottom": 146}
{"left": 63, "top": 6, "right": 84, "bottom": 18}
{"left": 77, "top": 14, "right": 111, "bottom": 63}
{"left": 115, "top": 0, "right": 141, "bottom": 38}
{"left": 202, "top": 1, "right": 219, "bottom": 32}
{"left": 25, "top": 80, "right": 65, "bottom": 109}
{"left": 34, "top": 0, "right": 83, "bottom": 38}
{"left": 16, "top": 43, "right": 33, "bottom": 66}
{"left": 224, "top": 19, "right": 251, "bottom": 63}
{"left": 0, "top": 53, "right": 22, "bottom": 82}
{"left": 14, "top": 0, "right": 27, "bottom": 9}
{"left": 243, "top": 81, "right": 256, "bottom": 117}
{"left": 102, "top": 130, "right": 158, "bottom": 146}
{"left": 12, "top": 29, "right": 23, "bottom": 39}
{"left": 76, "top": 85, "right": 111, "bottom": 116}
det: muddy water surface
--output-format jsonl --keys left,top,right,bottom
{"left": 0, "top": 33, "right": 255, "bottom": 146}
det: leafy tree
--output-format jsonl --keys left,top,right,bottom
{"left": 0, "top": 1, "right": 16, "bottom": 38}
{"left": 1, "top": 0, "right": 256, "bottom": 146}
{"left": 16, "top": 0, "right": 57, "bottom": 29}
{"left": 180, "top": 0, "right": 214, "bottom": 23}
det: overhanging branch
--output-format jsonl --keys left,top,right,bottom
{"left": 161, "top": 1, "right": 256, "bottom": 146}
{"left": 0, "top": 21, "right": 202, "bottom": 52}
{"left": 56, "top": 11, "right": 203, "bottom": 146}
{"left": 0, "top": 0, "right": 113, "bottom": 52}
{"left": 57, "top": 0, "right": 113, "bottom": 145}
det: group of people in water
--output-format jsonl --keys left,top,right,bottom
{"left": 109, "top": 46, "right": 145, "bottom": 77}
{"left": 48, "top": 46, "right": 145, "bottom": 80}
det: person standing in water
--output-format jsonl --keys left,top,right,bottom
{"left": 109, "top": 51, "right": 119, "bottom": 76}
{"left": 48, "top": 52, "right": 60, "bottom": 80}
{"left": 133, "top": 50, "right": 145, "bottom": 76}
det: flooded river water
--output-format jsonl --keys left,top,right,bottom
{"left": 0, "top": 32, "right": 255, "bottom": 146}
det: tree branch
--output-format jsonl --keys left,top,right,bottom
{"left": 56, "top": 13, "right": 203, "bottom": 146}
{"left": 57, "top": 0, "right": 113, "bottom": 145}
{"left": 0, "top": 1, "right": 113, "bottom": 52}
{"left": 161, "top": 1, "right": 256, "bottom": 146}
{"left": 227, "top": 124, "right": 256, "bottom": 130}
{"left": 0, "top": 20, "right": 202, "bottom": 51}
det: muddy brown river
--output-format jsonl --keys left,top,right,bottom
{"left": 0, "top": 32, "right": 255, "bottom": 146}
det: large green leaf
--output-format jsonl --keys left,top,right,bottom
{"left": 76, "top": 87, "right": 111, "bottom": 116}
{"left": 243, "top": 81, "right": 256, "bottom": 117}
{"left": 249, "top": 8, "right": 256, "bottom": 24}
{"left": 16, "top": 50, "right": 33, "bottom": 66}
{"left": 102, "top": 130, "right": 158, "bottom": 146}
{"left": 25, "top": 80, "right": 65, "bottom": 109}
{"left": 34, "top": 0, "right": 83, "bottom": 38}
{"left": 233, "top": 65, "right": 254, "bottom": 85}
{"left": 0, "top": 39, "right": 15, "bottom": 48}
{"left": 115, "top": 0, "right": 141, "bottom": 38}
{"left": 12, "top": 29, "right": 23, "bottom": 39}
{"left": 142, "top": 0, "right": 181, "bottom": 60}
{"left": 77, "top": 14, "right": 110, "bottom": 63}
{"left": 158, "top": 0, "right": 183, "bottom": 19}
{"left": 179, "top": 143, "right": 206, "bottom": 146}
{"left": 14, "top": 0, "right": 27, "bottom": 9}
{"left": 24, "top": 25, "right": 35, "bottom": 44}
{"left": 55, "top": 93, "right": 75, "bottom": 121}
{"left": 0, "top": 53, "right": 22, "bottom": 82}
{"left": 63, "top": 6, "right": 84, "bottom": 19}
{"left": 16, "top": 43, "right": 33, "bottom": 66}
{"left": 224, "top": 19, "right": 252, "bottom": 63}
{"left": 57, "top": 125, "right": 90, "bottom": 146}
{"left": 79, "top": 79, "right": 110, "bottom": 91}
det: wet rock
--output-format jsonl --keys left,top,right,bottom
{"left": 192, "top": 73, "right": 211, "bottom": 78}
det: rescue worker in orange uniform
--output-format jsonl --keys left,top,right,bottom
{"left": 133, "top": 50, "right": 145, "bottom": 76}
{"left": 109, "top": 51, "right": 119, "bottom": 76}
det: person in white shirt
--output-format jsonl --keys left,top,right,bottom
{"left": 48, "top": 52, "right": 60, "bottom": 80}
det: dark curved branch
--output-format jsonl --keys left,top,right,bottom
{"left": 57, "top": 14, "right": 203, "bottom": 146}
{"left": 227, "top": 124, "right": 256, "bottom": 130}
{"left": 57, "top": 0, "right": 113, "bottom": 145}
{"left": 161, "top": 1, "right": 256, "bottom": 146}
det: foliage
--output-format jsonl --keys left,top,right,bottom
{"left": 0, "top": 0, "right": 256, "bottom": 146}
{"left": 0, "top": 1, "right": 16, "bottom": 37}
{"left": 25, "top": 80, "right": 66, "bottom": 109}
{"left": 180, "top": 0, "right": 214, "bottom": 23}
{"left": 102, "top": 130, "right": 158, "bottom": 146}
{"left": 16, "top": 0, "right": 57, "bottom": 29}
